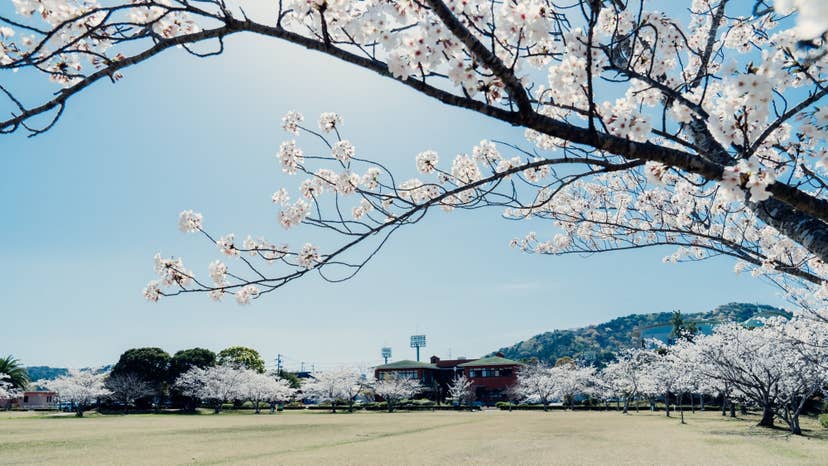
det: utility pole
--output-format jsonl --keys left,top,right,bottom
{"left": 276, "top": 354, "right": 283, "bottom": 376}
{"left": 300, "top": 361, "right": 305, "bottom": 372}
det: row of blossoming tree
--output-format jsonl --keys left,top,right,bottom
{"left": 514, "top": 315, "right": 828, "bottom": 435}
{"left": 32, "top": 363, "right": 440, "bottom": 416}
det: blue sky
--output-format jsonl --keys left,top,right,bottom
{"left": 0, "top": 3, "right": 788, "bottom": 371}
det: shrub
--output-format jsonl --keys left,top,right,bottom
{"left": 819, "top": 414, "right": 828, "bottom": 429}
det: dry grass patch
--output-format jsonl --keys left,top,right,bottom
{"left": 0, "top": 409, "right": 826, "bottom": 465}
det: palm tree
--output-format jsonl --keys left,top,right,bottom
{"left": 0, "top": 355, "right": 29, "bottom": 389}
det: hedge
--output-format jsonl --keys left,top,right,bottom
{"left": 495, "top": 402, "right": 714, "bottom": 411}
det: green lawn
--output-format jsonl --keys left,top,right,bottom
{"left": 1, "top": 409, "right": 827, "bottom": 465}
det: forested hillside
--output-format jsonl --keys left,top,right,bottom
{"left": 494, "top": 303, "right": 789, "bottom": 366}
{"left": 25, "top": 365, "right": 112, "bottom": 383}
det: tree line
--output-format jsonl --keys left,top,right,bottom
{"left": 513, "top": 315, "right": 828, "bottom": 436}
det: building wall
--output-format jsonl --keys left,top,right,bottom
{"left": 20, "top": 392, "right": 57, "bottom": 410}
{"left": 463, "top": 366, "right": 520, "bottom": 404}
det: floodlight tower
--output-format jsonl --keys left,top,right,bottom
{"left": 381, "top": 347, "right": 392, "bottom": 364}
{"left": 410, "top": 335, "right": 426, "bottom": 362}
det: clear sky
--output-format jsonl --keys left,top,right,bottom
{"left": 0, "top": 2, "right": 788, "bottom": 372}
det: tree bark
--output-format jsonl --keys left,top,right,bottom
{"left": 758, "top": 404, "right": 775, "bottom": 428}
{"left": 665, "top": 392, "right": 671, "bottom": 417}
{"left": 790, "top": 412, "right": 802, "bottom": 435}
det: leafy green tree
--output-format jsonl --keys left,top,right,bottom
{"left": 670, "top": 311, "right": 698, "bottom": 341}
{"left": 112, "top": 348, "right": 171, "bottom": 393}
{"left": 0, "top": 355, "right": 29, "bottom": 389}
{"left": 168, "top": 347, "right": 217, "bottom": 412}
{"left": 217, "top": 347, "right": 265, "bottom": 373}
{"left": 170, "top": 348, "right": 216, "bottom": 380}
{"left": 279, "top": 372, "right": 302, "bottom": 390}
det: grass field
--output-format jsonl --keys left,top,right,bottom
{"left": 1, "top": 409, "right": 827, "bottom": 465}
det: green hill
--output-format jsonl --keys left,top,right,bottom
{"left": 25, "top": 365, "right": 112, "bottom": 383}
{"left": 493, "top": 303, "right": 789, "bottom": 367}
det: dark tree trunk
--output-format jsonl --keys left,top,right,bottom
{"left": 730, "top": 401, "right": 736, "bottom": 418}
{"left": 665, "top": 392, "right": 670, "bottom": 417}
{"left": 758, "top": 404, "right": 775, "bottom": 428}
{"left": 790, "top": 412, "right": 802, "bottom": 435}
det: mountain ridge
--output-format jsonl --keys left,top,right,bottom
{"left": 491, "top": 302, "right": 790, "bottom": 366}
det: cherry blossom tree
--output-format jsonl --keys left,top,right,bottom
{"left": 302, "top": 368, "right": 364, "bottom": 413}
{"left": 447, "top": 374, "right": 473, "bottom": 407}
{"left": 672, "top": 317, "right": 828, "bottom": 434}
{"left": 372, "top": 375, "right": 422, "bottom": 412}
{"left": 515, "top": 363, "right": 557, "bottom": 411}
{"left": 0, "top": 373, "right": 21, "bottom": 410}
{"left": 550, "top": 364, "right": 595, "bottom": 409}
{"left": 104, "top": 372, "right": 154, "bottom": 414}
{"left": 600, "top": 349, "right": 654, "bottom": 414}
{"left": 4, "top": 1, "right": 828, "bottom": 318}
{"left": 649, "top": 343, "right": 697, "bottom": 423}
{"left": 44, "top": 369, "right": 110, "bottom": 417}
{"left": 173, "top": 364, "right": 247, "bottom": 413}
{"left": 239, "top": 371, "right": 296, "bottom": 414}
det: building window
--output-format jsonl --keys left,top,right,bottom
{"left": 23, "top": 396, "right": 29, "bottom": 403}
{"left": 470, "top": 368, "right": 509, "bottom": 378}
{"left": 381, "top": 370, "right": 418, "bottom": 380}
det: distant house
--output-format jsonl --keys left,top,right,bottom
{"left": 4, "top": 391, "right": 58, "bottom": 410}
{"left": 373, "top": 353, "right": 523, "bottom": 405}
